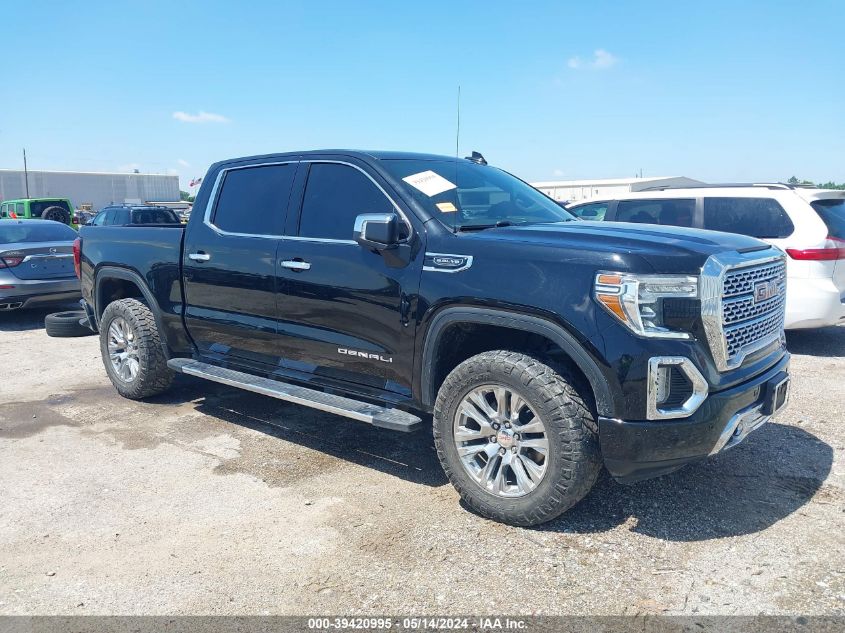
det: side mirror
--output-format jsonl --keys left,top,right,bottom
{"left": 353, "top": 213, "right": 399, "bottom": 250}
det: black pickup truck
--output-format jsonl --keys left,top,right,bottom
{"left": 75, "top": 150, "right": 791, "bottom": 526}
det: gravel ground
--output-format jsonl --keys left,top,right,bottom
{"left": 0, "top": 306, "right": 843, "bottom": 615}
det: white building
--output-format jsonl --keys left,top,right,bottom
{"left": 0, "top": 169, "right": 180, "bottom": 212}
{"left": 532, "top": 176, "right": 705, "bottom": 203}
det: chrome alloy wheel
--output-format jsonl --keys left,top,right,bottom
{"left": 453, "top": 385, "right": 550, "bottom": 497}
{"left": 107, "top": 317, "right": 140, "bottom": 382}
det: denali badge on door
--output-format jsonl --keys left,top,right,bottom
{"left": 338, "top": 348, "right": 393, "bottom": 363}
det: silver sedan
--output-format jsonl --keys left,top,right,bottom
{"left": 0, "top": 219, "right": 80, "bottom": 311}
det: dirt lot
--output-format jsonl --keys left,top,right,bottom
{"left": 1, "top": 306, "right": 843, "bottom": 616}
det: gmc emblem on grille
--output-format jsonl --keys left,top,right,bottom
{"left": 754, "top": 280, "right": 780, "bottom": 303}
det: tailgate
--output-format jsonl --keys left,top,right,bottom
{"left": 810, "top": 197, "right": 845, "bottom": 297}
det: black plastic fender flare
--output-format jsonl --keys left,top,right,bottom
{"left": 420, "top": 307, "right": 613, "bottom": 417}
{"left": 93, "top": 266, "right": 171, "bottom": 360}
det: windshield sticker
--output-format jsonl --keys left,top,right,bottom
{"left": 402, "top": 170, "right": 457, "bottom": 197}
{"left": 435, "top": 201, "right": 458, "bottom": 213}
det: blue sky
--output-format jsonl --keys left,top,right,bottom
{"left": 1, "top": 0, "right": 843, "bottom": 190}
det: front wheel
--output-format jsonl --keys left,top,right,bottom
{"left": 99, "top": 298, "right": 174, "bottom": 399}
{"left": 433, "top": 350, "right": 601, "bottom": 526}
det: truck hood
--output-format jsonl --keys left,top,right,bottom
{"left": 467, "top": 221, "right": 771, "bottom": 273}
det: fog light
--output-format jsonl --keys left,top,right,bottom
{"left": 647, "top": 356, "right": 709, "bottom": 420}
{"left": 654, "top": 365, "right": 671, "bottom": 405}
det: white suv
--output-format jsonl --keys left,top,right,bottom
{"left": 566, "top": 184, "right": 845, "bottom": 329}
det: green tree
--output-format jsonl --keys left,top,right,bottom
{"left": 179, "top": 190, "right": 191, "bottom": 201}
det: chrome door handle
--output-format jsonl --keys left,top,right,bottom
{"left": 188, "top": 252, "right": 211, "bottom": 262}
{"left": 280, "top": 259, "right": 311, "bottom": 271}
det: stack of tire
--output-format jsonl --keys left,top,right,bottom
{"left": 45, "top": 311, "right": 93, "bottom": 337}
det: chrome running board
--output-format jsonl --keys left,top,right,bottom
{"left": 167, "top": 358, "right": 422, "bottom": 432}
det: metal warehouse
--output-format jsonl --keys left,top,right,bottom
{"left": 0, "top": 169, "right": 180, "bottom": 212}
{"left": 532, "top": 176, "right": 704, "bottom": 203}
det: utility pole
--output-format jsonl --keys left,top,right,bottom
{"left": 23, "top": 148, "right": 30, "bottom": 198}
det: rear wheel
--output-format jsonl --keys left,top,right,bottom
{"left": 99, "top": 298, "right": 173, "bottom": 399}
{"left": 433, "top": 350, "right": 601, "bottom": 526}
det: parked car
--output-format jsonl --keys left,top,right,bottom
{"left": 74, "top": 150, "right": 790, "bottom": 526}
{"left": 88, "top": 204, "right": 183, "bottom": 226}
{"left": 0, "top": 219, "right": 80, "bottom": 311}
{"left": 566, "top": 184, "right": 845, "bottom": 329}
{"left": 72, "top": 210, "right": 95, "bottom": 228}
{"left": 0, "top": 198, "right": 74, "bottom": 226}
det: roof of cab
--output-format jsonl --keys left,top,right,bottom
{"left": 213, "top": 149, "right": 469, "bottom": 169}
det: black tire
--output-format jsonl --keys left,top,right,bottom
{"left": 99, "top": 298, "right": 174, "bottom": 399}
{"left": 44, "top": 310, "right": 93, "bottom": 337}
{"left": 433, "top": 350, "right": 601, "bottom": 527}
{"left": 41, "top": 206, "right": 71, "bottom": 225}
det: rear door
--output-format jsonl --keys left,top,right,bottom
{"left": 274, "top": 159, "right": 423, "bottom": 396}
{"left": 182, "top": 161, "right": 300, "bottom": 366}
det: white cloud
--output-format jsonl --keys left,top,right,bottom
{"left": 553, "top": 169, "right": 565, "bottom": 177}
{"left": 172, "top": 110, "right": 230, "bottom": 124}
{"left": 568, "top": 49, "right": 619, "bottom": 70}
{"left": 177, "top": 158, "right": 191, "bottom": 167}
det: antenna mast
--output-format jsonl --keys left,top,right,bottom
{"left": 453, "top": 86, "right": 461, "bottom": 234}
{"left": 23, "top": 148, "right": 30, "bottom": 198}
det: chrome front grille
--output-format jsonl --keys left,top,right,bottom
{"left": 724, "top": 305, "right": 785, "bottom": 358}
{"left": 722, "top": 260, "right": 786, "bottom": 297}
{"left": 701, "top": 250, "right": 787, "bottom": 372}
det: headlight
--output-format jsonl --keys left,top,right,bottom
{"left": 594, "top": 273, "right": 698, "bottom": 339}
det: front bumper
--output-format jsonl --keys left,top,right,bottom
{"left": 0, "top": 277, "right": 80, "bottom": 310}
{"left": 599, "top": 352, "right": 790, "bottom": 483}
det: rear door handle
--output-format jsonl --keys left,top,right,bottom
{"left": 188, "top": 252, "right": 211, "bottom": 262}
{"left": 280, "top": 259, "right": 311, "bottom": 271}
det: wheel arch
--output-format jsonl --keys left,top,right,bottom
{"left": 94, "top": 266, "right": 171, "bottom": 360}
{"left": 420, "top": 307, "right": 614, "bottom": 417}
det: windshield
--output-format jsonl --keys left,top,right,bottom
{"left": 382, "top": 159, "right": 575, "bottom": 230}
{"left": 811, "top": 198, "right": 845, "bottom": 240}
{"left": 0, "top": 222, "right": 77, "bottom": 243}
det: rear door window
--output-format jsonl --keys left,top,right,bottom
{"left": 297, "top": 163, "right": 395, "bottom": 241}
{"left": 703, "top": 197, "right": 794, "bottom": 238}
{"left": 810, "top": 199, "right": 845, "bottom": 240}
{"left": 616, "top": 199, "right": 695, "bottom": 227}
{"left": 569, "top": 202, "right": 608, "bottom": 220}
{"left": 212, "top": 163, "right": 297, "bottom": 236}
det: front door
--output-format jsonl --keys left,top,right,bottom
{"left": 182, "top": 161, "right": 299, "bottom": 366}
{"left": 274, "top": 160, "right": 423, "bottom": 395}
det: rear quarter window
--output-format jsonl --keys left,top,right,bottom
{"left": 703, "top": 197, "right": 793, "bottom": 239}
{"left": 810, "top": 199, "right": 845, "bottom": 240}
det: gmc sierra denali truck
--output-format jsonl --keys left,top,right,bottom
{"left": 76, "top": 150, "right": 791, "bottom": 526}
